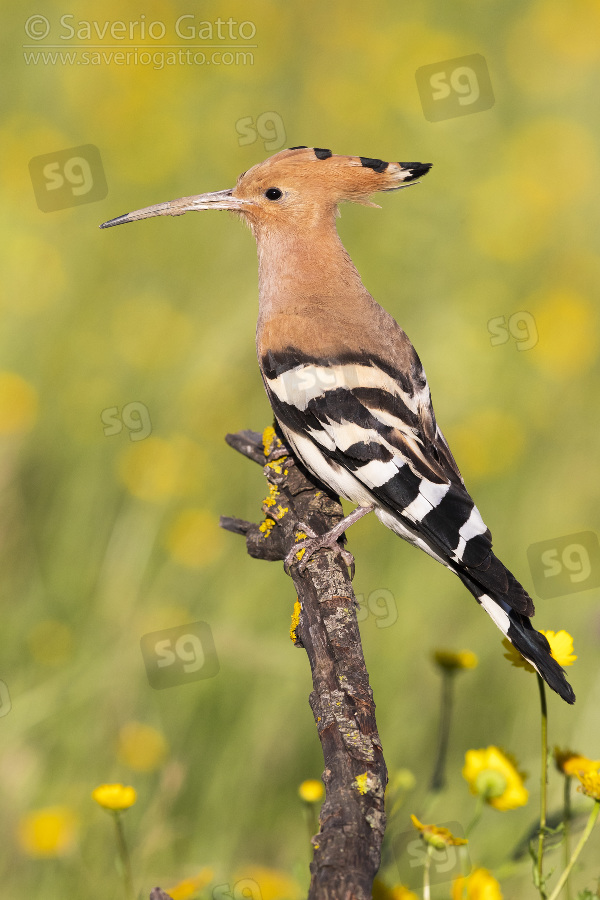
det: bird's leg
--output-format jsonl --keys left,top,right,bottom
{"left": 285, "top": 504, "right": 374, "bottom": 576}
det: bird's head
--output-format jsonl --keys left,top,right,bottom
{"left": 100, "top": 148, "right": 431, "bottom": 232}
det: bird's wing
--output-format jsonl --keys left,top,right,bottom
{"left": 261, "top": 347, "right": 533, "bottom": 617}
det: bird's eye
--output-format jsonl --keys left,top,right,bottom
{"left": 265, "top": 188, "right": 283, "bottom": 201}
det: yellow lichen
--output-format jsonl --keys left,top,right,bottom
{"left": 290, "top": 599, "right": 301, "bottom": 642}
{"left": 262, "top": 425, "right": 277, "bottom": 456}
{"left": 262, "top": 483, "right": 280, "bottom": 508}
{"left": 259, "top": 519, "right": 274, "bottom": 536}
{"left": 355, "top": 772, "right": 369, "bottom": 795}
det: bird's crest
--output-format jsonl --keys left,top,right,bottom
{"left": 234, "top": 147, "right": 431, "bottom": 207}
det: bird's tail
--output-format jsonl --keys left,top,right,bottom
{"left": 455, "top": 570, "right": 575, "bottom": 704}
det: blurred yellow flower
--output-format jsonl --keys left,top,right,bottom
{"left": 18, "top": 805, "right": 78, "bottom": 857}
{"left": 452, "top": 867, "right": 503, "bottom": 899}
{"left": 92, "top": 783, "right": 137, "bottom": 811}
{"left": 0, "top": 372, "right": 38, "bottom": 435}
{"left": 299, "top": 779, "right": 324, "bottom": 803}
{"left": 433, "top": 649, "right": 478, "bottom": 672}
{"left": 165, "top": 508, "right": 224, "bottom": 568}
{"left": 468, "top": 174, "right": 554, "bottom": 261}
{"left": 236, "top": 866, "right": 302, "bottom": 900}
{"left": 576, "top": 770, "right": 600, "bottom": 802}
{"left": 27, "top": 620, "right": 73, "bottom": 666}
{"left": 444, "top": 409, "right": 524, "bottom": 481}
{"left": 118, "top": 435, "right": 206, "bottom": 502}
{"left": 463, "top": 747, "right": 528, "bottom": 811}
{"left": 531, "top": 290, "right": 597, "bottom": 378}
{"left": 554, "top": 748, "right": 600, "bottom": 777}
{"left": 166, "top": 866, "right": 214, "bottom": 900}
{"left": 410, "top": 815, "right": 467, "bottom": 849}
{"left": 503, "top": 630, "right": 576, "bottom": 673}
{"left": 117, "top": 722, "right": 168, "bottom": 772}
{"left": 372, "top": 879, "right": 419, "bottom": 900}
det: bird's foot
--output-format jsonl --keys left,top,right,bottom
{"left": 284, "top": 522, "right": 355, "bottom": 578}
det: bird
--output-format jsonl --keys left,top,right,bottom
{"left": 100, "top": 146, "right": 575, "bottom": 704}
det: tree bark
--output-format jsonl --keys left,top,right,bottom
{"left": 220, "top": 426, "right": 387, "bottom": 900}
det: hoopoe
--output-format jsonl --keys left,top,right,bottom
{"left": 101, "top": 147, "right": 575, "bottom": 704}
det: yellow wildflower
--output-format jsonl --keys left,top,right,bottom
{"left": 235, "top": 866, "right": 302, "bottom": 900}
{"left": 299, "top": 779, "right": 324, "bottom": 803}
{"left": 18, "top": 805, "right": 78, "bottom": 857}
{"left": 372, "top": 879, "right": 419, "bottom": 900}
{"left": 554, "top": 748, "right": 600, "bottom": 777}
{"left": 452, "top": 867, "right": 503, "bottom": 899}
{"left": 92, "top": 783, "right": 137, "bottom": 811}
{"left": 166, "top": 867, "right": 214, "bottom": 900}
{"left": 502, "top": 629, "right": 576, "bottom": 672}
{"left": 463, "top": 747, "right": 528, "bottom": 810}
{"left": 0, "top": 371, "right": 38, "bottom": 435}
{"left": 433, "top": 649, "right": 478, "bottom": 671}
{"left": 117, "top": 722, "right": 168, "bottom": 772}
{"left": 410, "top": 815, "right": 467, "bottom": 849}
{"left": 576, "top": 770, "right": 600, "bottom": 801}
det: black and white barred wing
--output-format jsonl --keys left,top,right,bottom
{"left": 261, "top": 350, "right": 575, "bottom": 703}
{"left": 263, "top": 351, "right": 528, "bottom": 607}
{"left": 261, "top": 349, "right": 576, "bottom": 702}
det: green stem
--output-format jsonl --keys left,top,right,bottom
{"left": 113, "top": 811, "right": 134, "bottom": 900}
{"left": 547, "top": 801, "right": 600, "bottom": 900}
{"left": 563, "top": 776, "right": 572, "bottom": 900}
{"left": 423, "top": 846, "right": 432, "bottom": 900}
{"left": 429, "top": 671, "right": 454, "bottom": 792}
{"left": 537, "top": 674, "right": 548, "bottom": 899}
{"left": 466, "top": 793, "right": 485, "bottom": 838}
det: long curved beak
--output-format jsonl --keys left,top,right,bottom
{"left": 100, "top": 188, "right": 250, "bottom": 229}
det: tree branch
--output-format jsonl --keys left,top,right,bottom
{"left": 220, "top": 425, "right": 387, "bottom": 900}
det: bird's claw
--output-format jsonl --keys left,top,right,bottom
{"left": 284, "top": 522, "right": 355, "bottom": 579}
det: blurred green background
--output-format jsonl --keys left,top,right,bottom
{"left": 1, "top": 0, "right": 599, "bottom": 897}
